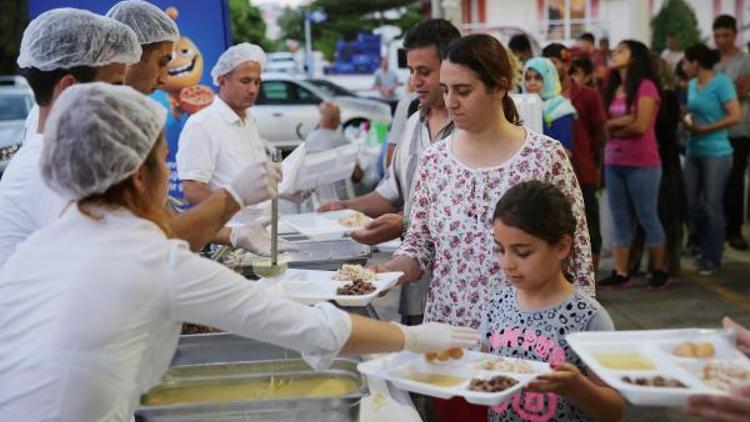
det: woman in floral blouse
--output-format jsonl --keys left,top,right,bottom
{"left": 374, "top": 34, "right": 595, "bottom": 331}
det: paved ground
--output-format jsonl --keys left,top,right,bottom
{"left": 369, "top": 243, "right": 750, "bottom": 422}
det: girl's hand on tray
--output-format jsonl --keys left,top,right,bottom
{"left": 526, "top": 362, "right": 585, "bottom": 396}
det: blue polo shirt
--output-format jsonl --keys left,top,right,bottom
{"left": 687, "top": 74, "right": 737, "bottom": 157}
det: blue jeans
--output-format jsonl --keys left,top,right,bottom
{"left": 605, "top": 165, "right": 666, "bottom": 247}
{"left": 684, "top": 155, "right": 732, "bottom": 266}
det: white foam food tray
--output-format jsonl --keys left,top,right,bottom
{"left": 281, "top": 210, "right": 372, "bottom": 241}
{"left": 258, "top": 268, "right": 402, "bottom": 307}
{"left": 567, "top": 328, "right": 750, "bottom": 406}
{"left": 358, "top": 351, "right": 550, "bottom": 406}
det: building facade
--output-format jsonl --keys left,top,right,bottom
{"left": 461, "top": 0, "right": 748, "bottom": 48}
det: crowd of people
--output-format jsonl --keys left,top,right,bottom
{"left": 0, "top": 2, "right": 750, "bottom": 421}
{"left": 505, "top": 17, "right": 750, "bottom": 283}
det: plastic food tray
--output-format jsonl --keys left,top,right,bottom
{"left": 258, "top": 268, "right": 402, "bottom": 307}
{"left": 358, "top": 351, "right": 550, "bottom": 406}
{"left": 567, "top": 328, "right": 750, "bottom": 406}
{"left": 281, "top": 210, "right": 371, "bottom": 241}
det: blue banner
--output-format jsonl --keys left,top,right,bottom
{"left": 28, "top": 0, "right": 231, "bottom": 199}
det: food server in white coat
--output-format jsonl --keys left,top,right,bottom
{"left": 1, "top": 6, "right": 284, "bottom": 267}
{"left": 0, "top": 82, "right": 478, "bottom": 422}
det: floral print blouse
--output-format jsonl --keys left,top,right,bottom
{"left": 394, "top": 129, "right": 595, "bottom": 328}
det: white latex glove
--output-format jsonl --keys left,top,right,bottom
{"left": 229, "top": 217, "right": 298, "bottom": 256}
{"left": 397, "top": 322, "right": 479, "bottom": 353}
{"left": 280, "top": 189, "right": 313, "bottom": 204}
{"left": 225, "top": 161, "right": 282, "bottom": 207}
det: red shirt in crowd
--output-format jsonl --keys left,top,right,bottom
{"left": 567, "top": 81, "right": 607, "bottom": 187}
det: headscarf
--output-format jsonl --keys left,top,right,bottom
{"left": 523, "top": 57, "right": 576, "bottom": 127}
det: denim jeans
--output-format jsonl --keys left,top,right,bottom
{"left": 605, "top": 165, "right": 666, "bottom": 247}
{"left": 684, "top": 154, "right": 733, "bottom": 266}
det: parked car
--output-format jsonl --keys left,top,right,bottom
{"left": 0, "top": 83, "right": 34, "bottom": 175}
{"left": 252, "top": 74, "right": 392, "bottom": 149}
{"left": 266, "top": 52, "right": 299, "bottom": 74}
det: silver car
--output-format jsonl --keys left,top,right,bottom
{"left": 0, "top": 86, "right": 34, "bottom": 174}
{"left": 251, "top": 74, "right": 392, "bottom": 149}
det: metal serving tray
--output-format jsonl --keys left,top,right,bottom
{"left": 136, "top": 359, "right": 365, "bottom": 422}
{"left": 171, "top": 333, "right": 301, "bottom": 366}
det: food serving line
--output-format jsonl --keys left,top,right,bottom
{"left": 135, "top": 211, "right": 417, "bottom": 421}
{"left": 134, "top": 210, "right": 750, "bottom": 421}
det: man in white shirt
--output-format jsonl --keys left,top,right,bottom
{"left": 178, "top": 43, "right": 271, "bottom": 205}
{"left": 0, "top": 9, "right": 143, "bottom": 268}
{"left": 1, "top": 6, "right": 281, "bottom": 267}
{"left": 318, "top": 19, "right": 461, "bottom": 325}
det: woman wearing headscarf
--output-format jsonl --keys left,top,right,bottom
{"left": 523, "top": 57, "right": 577, "bottom": 151}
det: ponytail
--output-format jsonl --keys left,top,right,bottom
{"left": 502, "top": 95, "right": 521, "bottom": 125}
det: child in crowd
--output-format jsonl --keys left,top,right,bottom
{"left": 481, "top": 181, "right": 624, "bottom": 421}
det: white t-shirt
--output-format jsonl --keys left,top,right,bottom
{"left": 23, "top": 104, "right": 39, "bottom": 142}
{"left": 0, "top": 207, "right": 351, "bottom": 421}
{"left": 176, "top": 97, "right": 268, "bottom": 191}
{"left": 0, "top": 133, "right": 70, "bottom": 267}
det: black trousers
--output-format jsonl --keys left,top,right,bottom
{"left": 725, "top": 137, "right": 749, "bottom": 238}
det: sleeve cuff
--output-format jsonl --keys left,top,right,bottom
{"left": 301, "top": 302, "right": 353, "bottom": 370}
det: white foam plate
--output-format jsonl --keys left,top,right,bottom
{"left": 281, "top": 210, "right": 371, "bottom": 241}
{"left": 258, "top": 268, "right": 402, "bottom": 307}
{"left": 567, "top": 328, "right": 749, "bottom": 406}
{"left": 358, "top": 351, "right": 550, "bottom": 406}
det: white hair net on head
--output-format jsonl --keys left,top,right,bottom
{"left": 41, "top": 82, "right": 167, "bottom": 200}
{"left": 106, "top": 0, "right": 180, "bottom": 45}
{"left": 210, "top": 42, "right": 266, "bottom": 85}
{"left": 17, "top": 8, "right": 141, "bottom": 71}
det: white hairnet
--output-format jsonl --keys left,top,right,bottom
{"left": 106, "top": 0, "right": 180, "bottom": 45}
{"left": 210, "top": 42, "right": 266, "bottom": 85}
{"left": 41, "top": 82, "right": 167, "bottom": 200}
{"left": 17, "top": 8, "right": 141, "bottom": 71}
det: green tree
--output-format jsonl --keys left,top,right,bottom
{"left": 0, "top": 0, "right": 28, "bottom": 74}
{"left": 278, "top": 6, "right": 305, "bottom": 44}
{"left": 277, "top": 0, "right": 423, "bottom": 60}
{"left": 229, "top": 0, "right": 273, "bottom": 51}
{"left": 651, "top": 0, "right": 701, "bottom": 53}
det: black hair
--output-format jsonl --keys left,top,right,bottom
{"left": 684, "top": 43, "right": 722, "bottom": 69}
{"left": 445, "top": 34, "right": 521, "bottom": 125}
{"left": 403, "top": 18, "right": 461, "bottom": 60}
{"left": 713, "top": 14, "right": 737, "bottom": 32}
{"left": 493, "top": 181, "right": 576, "bottom": 245}
{"left": 675, "top": 59, "right": 688, "bottom": 81}
{"left": 542, "top": 43, "right": 570, "bottom": 62}
{"left": 604, "top": 39, "right": 661, "bottom": 113}
{"left": 578, "top": 32, "right": 595, "bottom": 43}
{"left": 21, "top": 66, "right": 97, "bottom": 107}
{"left": 570, "top": 56, "right": 593, "bottom": 76}
{"left": 508, "top": 34, "right": 532, "bottom": 54}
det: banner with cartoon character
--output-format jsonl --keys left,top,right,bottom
{"left": 28, "top": 0, "right": 231, "bottom": 199}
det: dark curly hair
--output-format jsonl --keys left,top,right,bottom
{"left": 493, "top": 181, "right": 576, "bottom": 245}
{"left": 403, "top": 18, "right": 461, "bottom": 59}
{"left": 604, "top": 39, "right": 661, "bottom": 114}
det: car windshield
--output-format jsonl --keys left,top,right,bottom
{"left": 0, "top": 93, "right": 32, "bottom": 121}
{"left": 308, "top": 79, "right": 356, "bottom": 97}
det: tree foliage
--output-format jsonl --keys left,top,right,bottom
{"left": 651, "top": 0, "right": 701, "bottom": 52}
{"left": 0, "top": 0, "right": 28, "bottom": 74}
{"left": 229, "top": 0, "right": 273, "bottom": 51}
{"left": 277, "top": 0, "right": 423, "bottom": 60}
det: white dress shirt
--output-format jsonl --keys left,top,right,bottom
{"left": 0, "top": 207, "right": 351, "bottom": 421}
{"left": 0, "top": 133, "right": 70, "bottom": 267}
{"left": 177, "top": 96, "right": 269, "bottom": 191}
